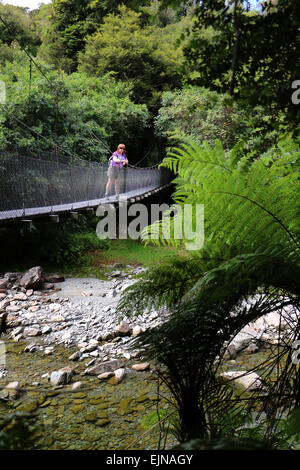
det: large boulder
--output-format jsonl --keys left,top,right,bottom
{"left": 84, "top": 359, "right": 124, "bottom": 376}
{"left": 20, "top": 267, "right": 45, "bottom": 289}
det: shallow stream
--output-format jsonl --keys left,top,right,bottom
{"left": 0, "top": 339, "right": 174, "bottom": 450}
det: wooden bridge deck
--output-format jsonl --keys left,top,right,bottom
{"left": 0, "top": 183, "right": 171, "bottom": 223}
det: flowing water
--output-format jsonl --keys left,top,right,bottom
{"left": 0, "top": 339, "right": 175, "bottom": 450}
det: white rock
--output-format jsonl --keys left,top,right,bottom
{"left": 89, "top": 350, "right": 99, "bottom": 357}
{"left": 221, "top": 371, "right": 265, "bottom": 391}
{"left": 114, "top": 368, "right": 126, "bottom": 383}
{"left": 50, "top": 367, "right": 73, "bottom": 386}
{"left": 42, "top": 326, "right": 52, "bottom": 334}
{"left": 89, "top": 339, "right": 98, "bottom": 345}
{"left": 5, "top": 381, "right": 19, "bottom": 391}
{"left": 71, "top": 381, "right": 82, "bottom": 391}
{"left": 13, "top": 333, "right": 23, "bottom": 342}
{"left": 62, "top": 332, "right": 72, "bottom": 342}
{"left": 132, "top": 326, "right": 143, "bottom": 337}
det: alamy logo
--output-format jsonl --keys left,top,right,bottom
{"left": 96, "top": 202, "right": 204, "bottom": 251}
{"left": 0, "top": 81, "right": 6, "bottom": 104}
{"left": 291, "top": 80, "right": 300, "bottom": 105}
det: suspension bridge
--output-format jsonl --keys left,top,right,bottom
{"left": 0, "top": 151, "right": 172, "bottom": 224}
{"left": 0, "top": 13, "right": 173, "bottom": 225}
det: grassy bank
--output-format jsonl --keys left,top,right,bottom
{"left": 65, "top": 239, "right": 185, "bottom": 279}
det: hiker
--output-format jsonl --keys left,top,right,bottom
{"left": 105, "top": 144, "right": 128, "bottom": 199}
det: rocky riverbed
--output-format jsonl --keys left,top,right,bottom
{"left": 0, "top": 266, "right": 175, "bottom": 450}
{"left": 0, "top": 266, "right": 299, "bottom": 449}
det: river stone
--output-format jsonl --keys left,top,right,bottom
{"left": 44, "top": 347, "right": 54, "bottom": 355}
{"left": 84, "top": 359, "right": 124, "bottom": 376}
{"left": 69, "top": 351, "right": 81, "bottom": 361}
{"left": 98, "top": 372, "right": 114, "bottom": 380}
{"left": 42, "top": 326, "right": 52, "bottom": 335}
{"left": 72, "top": 392, "right": 87, "bottom": 399}
{"left": 96, "top": 419, "right": 110, "bottom": 427}
{"left": 6, "top": 305, "right": 22, "bottom": 313}
{"left": 24, "top": 327, "right": 42, "bottom": 337}
{"left": 44, "top": 283, "right": 54, "bottom": 290}
{"left": 85, "top": 412, "right": 98, "bottom": 422}
{"left": 50, "top": 366, "right": 73, "bottom": 386}
{"left": 20, "top": 267, "right": 45, "bottom": 289}
{"left": 115, "top": 321, "right": 132, "bottom": 337}
{"left": 220, "top": 371, "right": 265, "bottom": 391}
{"left": 5, "top": 381, "right": 20, "bottom": 391}
{"left": 71, "top": 404, "right": 84, "bottom": 414}
{"left": 13, "top": 333, "right": 23, "bottom": 342}
{"left": 40, "top": 400, "right": 52, "bottom": 408}
{"left": 0, "top": 293, "right": 6, "bottom": 300}
{"left": 13, "top": 293, "right": 28, "bottom": 301}
{"left": 132, "top": 362, "right": 150, "bottom": 371}
{"left": 28, "top": 306, "right": 40, "bottom": 312}
{"left": 114, "top": 368, "right": 125, "bottom": 383}
{"left": 0, "top": 299, "right": 10, "bottom": 310}
{"left": 71, "top": 381, "right": 83, "bottom": 391}
{"left": 0, "top": 279, "right": 8, "bottom": 289}
{"left": 4, "top": 272, "right": 21, "bottom": 283}
{"left": 16, "top": 401, "right": 38, "bottom": 413}
{"left": 264, "top": 312, "right": 289, "bottom": 330}
{"left": 24, "top": 342, "right": 39, "bottom": 353}
{"left": 82, "top": 344, "right": 97, "bottom": 353}
{"left": 132, "top": 326, "right": 144, "bottom": 337}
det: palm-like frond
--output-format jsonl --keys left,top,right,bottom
{"left": 143, "top": 136, "right": 300, "bottom": 257}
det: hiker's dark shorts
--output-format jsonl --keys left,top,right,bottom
{"left": 107, "top": 166, "right": 121, "bottom": 180}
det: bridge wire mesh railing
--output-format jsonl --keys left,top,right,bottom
{"left": 0, "top": 152, "right": 172, "bottom": 221}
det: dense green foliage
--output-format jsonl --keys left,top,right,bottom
{"left": 0, "top": 55, "right": 149, "bottom": 160}
{"left": 38, "top": 0, "right": 152, "bottom": 72}
{"left": 78, "top": 5, "right": 189, "bottom": 110}
{"left": 161, "top": 0, "right": 300, "bottom": 124}
{"left": 155, "top": 86, "right": 286, "bottom": 156}
{"left": 0, "top": 2, "right": 40, "bottom": 52}
{"left": 0, "top": 214, "right": 110, "bottom": 269}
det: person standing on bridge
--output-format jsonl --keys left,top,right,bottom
{"left": 105, "top": 144, "right": 128, "bottom": 199}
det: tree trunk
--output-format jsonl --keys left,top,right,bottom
{"left": 229, "top": 0, "right": 240, "bottom": 96}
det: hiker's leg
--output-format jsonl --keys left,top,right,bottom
{"left": 115, "top": 178, "right": 120, "bottom": 196}
{"left": 105, "top": 177, "right": 113, "bottom": 196}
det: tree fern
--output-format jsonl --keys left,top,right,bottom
{"left": 118, "top": 135, "right": 300, "bottom": 445}
{"left": 143, "top": 135, "right": 299, "bottom": 258}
